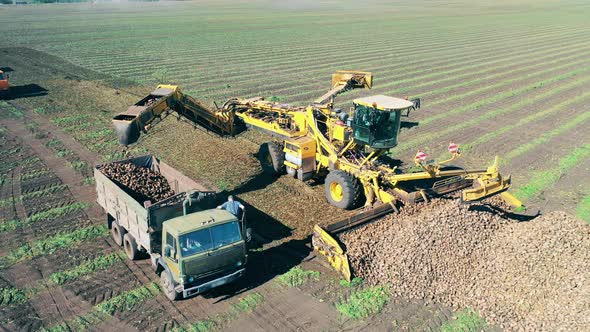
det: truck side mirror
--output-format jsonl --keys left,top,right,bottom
{"left": 245, "top": 228, "right": 252, "bottom": 242}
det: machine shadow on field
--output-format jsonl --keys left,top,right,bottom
{"left": 193, "top": 191, "right": 310, "bottom": 303}
{"left": 400, "top": 120, "right": 419, "bottom": 129}
{"left": 1, "top": 84, "right": 48, "bottom": 100}
{"left": 467, "top": 202, "right": 540, "bottom": 222}
{"left": 202, "top": 237, "right": 312, "bottom": 303}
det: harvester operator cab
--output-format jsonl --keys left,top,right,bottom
{"left": 351, "top": 95, "right": 417, "bottom": 149}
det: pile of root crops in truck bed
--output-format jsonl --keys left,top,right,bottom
{"left": 99, "top": 162, "right": 175, "bottom": 203}
{"left": 340, "top": 199, "right": 590, "bottom": 331}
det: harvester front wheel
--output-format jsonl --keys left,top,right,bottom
{"left": 325, "top": 170, "right": 363, "bottom": 209}
{"left": 258, "top": 142, "right": 285, "bottom": 175}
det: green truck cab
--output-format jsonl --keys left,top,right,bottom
{"left": 158, "top": 209, "right": 247, "bottom": 300}
{"left": 94, "top": 155, "right": 249, "bottom": 301}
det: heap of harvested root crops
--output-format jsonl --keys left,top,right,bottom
{"left": 340, "top": 199, "right": 590, "bottom": 331}
{"left": 99, "top": 162, "right": 175, "bottom": 203}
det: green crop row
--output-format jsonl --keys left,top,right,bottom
{"left": 120, "top": 26, "right": 578, "bottom": 89}
{"left": 267, "top": 36, "right": 590, "bottom": 104}
{"left": 576, "top": 195, "right": 590, "bottom": 224}
{"left": 42, "top": 282, "right": 160, "bottom": 332}
{"left": 96, "top": 282, "right": 160, "bottom": 315}
{"left": 48, "top": 251, "right": 125, "bottom": 285}
{"left": 336, "top": 285, "right": 390, "bottom": 320}
{"left": 277, "top": 266, "right": 320, "bottom": 288}
{"left": 0, "top": 251, "right": 124, "bottom": 311}
{"left": 130, "top": 25, "right": 582, "bottom": 87}
{"left": 205, "top": 33, "right": 590, "bottom": 104}
{"left": 21, "top": 169, "right": 51, "bottom": 181}
{"left": 0, "top": 287, "right": 29, "bottom": 306}
{"left": 397, "top": 65, "right": 590, "bottom": 154}
{"left": 515, "top": 144, "right": 590, "bottom": 201}
{"left": 0, "top": 184, "right": 68, "bottom": 208}
{"left": 0, "top": 202, "right": 88, "bottom": 233}
{"left": 0, "top": 101, "right": 25, "bottom": 119}
{"left": 441, "top": 309, "right": 488, "bottom": 332}
{"left": 501, "top": 107, "right": 590, "bottom": 164}
{"left": 0, "top": 225, "right": 108, "bottom": 269}
{"left": 94, "top": 24, "right": 567, "bottom": 76}
{"left": 453, "top": 88, "right": 590, "bottom": 161}
{"left": 172, "top": 292, "right": 264, "bottom": 332}
{"left": 52, "top": 114, "right": 91, "bottom": 127}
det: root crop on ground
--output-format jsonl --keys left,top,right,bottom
{"left": 340, "top": 199, "right": 590, "bottom": 330}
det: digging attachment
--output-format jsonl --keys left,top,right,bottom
{"left": 312, "top": 203, "right": 396, "bottom": 281}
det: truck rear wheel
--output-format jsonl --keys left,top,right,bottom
{"left": 258, "top": 142, "right": 285, "bottom": 175}
{"left": 324, "top": 170, "right": 363, "bottom": 209}
{"left": 123, "top": 233, "right": 138, "bottom": 260}
{"left": 161, "top": 272, "right": 180, "bottom": 301}
{"left": 111, "top": 222, "right": 126, "bottom": 246}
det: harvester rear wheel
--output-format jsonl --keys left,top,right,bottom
{"left": 325, "top": 170, "right": 363, "bottom": 209}
{"left": 258, "top": 142, "right": 285, "bottom": 175}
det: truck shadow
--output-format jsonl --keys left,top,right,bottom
{"left": 203, "top": 236, "right": 313, "bottom": 302}
{"left": 1, "top": 84, "right": 48, "bottom": 100}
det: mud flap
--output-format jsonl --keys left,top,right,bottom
{"left": 312, "top": 225, "right": 351, "bottom": 282}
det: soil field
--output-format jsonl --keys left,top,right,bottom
{"left": 2, "top": 0, "right": 589, "bottom": 217}
{"left": 0, "top": 114, "right": 461, "bottom": 331}
{"left": 1, "top": 0, "right": 589, "bottom": 331}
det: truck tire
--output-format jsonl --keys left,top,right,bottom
{"left": 324, "top": 170, "right": 363, "bottom": 209}
{"left": 258, "top": 142, "right": 285, "bottom": 175}
{"left": 123, "top": 233, "right": 138, "bottom": 260}
{"left": 111, "top": 222, "right": 126, "bottom": 246}
{"left": 161, "top": 272, "right": 180, "bottom": 301}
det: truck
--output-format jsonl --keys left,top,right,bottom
{"left": 94, "top": 155, "right": 249, "bottom": 300}
{"left": 0, "top": 70, "right": 9, "bottom": 95}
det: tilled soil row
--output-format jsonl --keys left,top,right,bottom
{"left": 340, "top": 198, "right": 590, "bottom": 331}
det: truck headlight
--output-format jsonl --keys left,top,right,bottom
{"left": 236, "top": 261, "right": 242, "bottom": 267}
{"left": 188, "top": 276, "right": 194, "bottom": 283}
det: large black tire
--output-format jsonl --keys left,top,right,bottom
{"left": 161, "top": 272, "right": 180, "bottom": 301}
{"left": 324, "top": 170, "right": 363, "bottom": 209}
{"left": 111, "top": 221, "right": 126, "bottom": 246}
{"left": 123, "top": 233, "right": 138, "bottom": 260}
{"left": 258, "top": 142, "right": 285, "bottom": 175}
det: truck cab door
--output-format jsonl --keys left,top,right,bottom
{"left": 163, "top": 231, "right": 181, "bottom": 280}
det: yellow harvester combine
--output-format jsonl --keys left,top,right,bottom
{"left": 112, "top": 71, "right": 522, "bottom": 280}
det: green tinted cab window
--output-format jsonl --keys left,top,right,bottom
{"left": 210, "top": 222, "right": 241, "bottom": 248}
{"left": 180, "top": 228, "right": 213, "bottom": 256}
{"left": 180, "top": 222, "right": 242, "bottom": 257}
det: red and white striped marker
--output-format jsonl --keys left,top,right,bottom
{"left": 448, "top": 142, "right": 459, "bottom": 154}
{"left": 415, "top": 150, "right": 428, "bottom": 162}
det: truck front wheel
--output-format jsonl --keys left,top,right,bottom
{"left": 111, "top": 222, "right": 126, "bottom": 246}
{"left": 161, "top": 272, "right": 180, "bottom": 301}
{"left": 123, "top": 234, "right": 138, "bottom": 260}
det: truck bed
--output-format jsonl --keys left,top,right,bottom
{"left": 95, "top": 155, "right": 216, "bottom": 254}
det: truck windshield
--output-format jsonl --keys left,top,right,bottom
{"left": 179, "top": 221, "right": 242, "bottom": 257}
